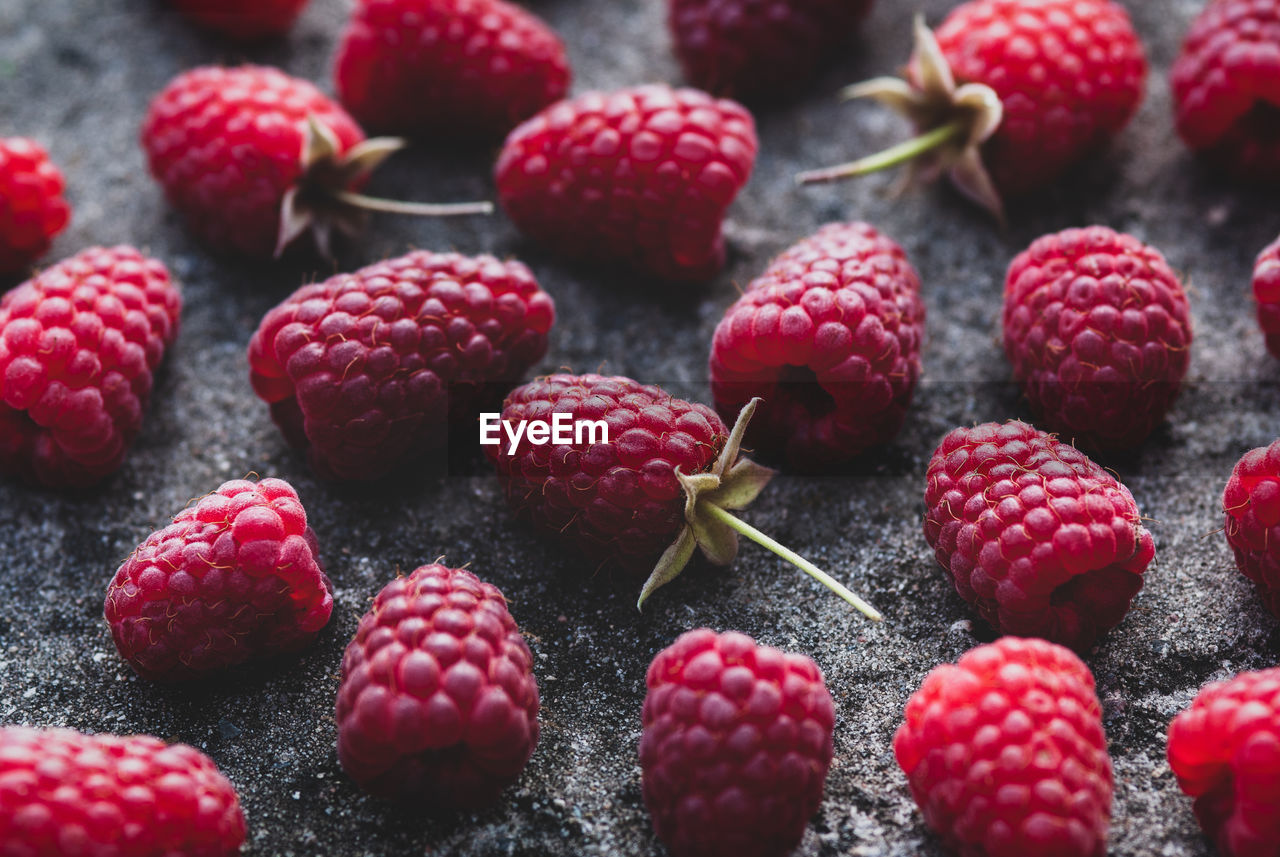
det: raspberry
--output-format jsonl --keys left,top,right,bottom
{"left": 0, "top": 246, "right": 182, "bottom": 488}
{"left": 0, "top": 726, "right": 245, "bottom": 856}
{"left": 335, "top": 563, "right": 539, "bottom": 807}
{"left": 248, "top": 250, "right": 554, "bottom": 481}
{"left": 167, "top": 0, "right": 310, "bottom": 39}
{"left": 335, "top": 0, "right": 571, "bottom": 141}
{"left": 495, "top": 84, "right": 758, "bottom": 282}
{"left": 924, "top": 420, "right": 1154, "bottom": 652}
{"left": 1253, "top": 234, "right": 1280, "bottom": 357}
{"left": 709, "top": 222, "right": 925, "bottom": 470}
{"left": 895, "top": 637, "right": 1113, "bottom": 857}
{"left": 667, "top": 0, "right": 874, "bottom": 102}
{"left": 639, "top": 628, "right": 835, "bottom": 857}
{"left": 798, "top": 0, "right": 1146, "bottom": 218}
{"left": 1167, "top": 667, "right": 1280, "bottom": 857}
{"left": 104, "top": 477, "right": 332, "bottom": 681}
{"left": 0, "top": 138, "right": 70, "bottom": 275}
{"left": 1002, "top": 226, "right": 1192, "bottom": 451}
{"left": 1222, "top": 440, "right": 1280, "bottom": 619}
{"left": 1172, "top": 0, "right": 1280, "bottom": 183}
{"left": 486, "top": 373, "right": 881, "bottom": 615}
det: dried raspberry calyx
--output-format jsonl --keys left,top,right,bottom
{"left": 276, "top": 116, "right": 493, "bottom": 258}
{"left": 640, "top": 397, "right": 882, "bottom": 621}
{"left": 796, "top": 16, "right": 1005, "bottom": 220}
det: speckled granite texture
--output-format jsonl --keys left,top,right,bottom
{"left": 0, "top": 0, "right": 1276, "bottom": 854}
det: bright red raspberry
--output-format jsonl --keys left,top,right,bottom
{"left": 639, "top": 628, "right": 835, "bottom": 857}
{"left": 1002, "top": 226, "right": 1192, "bottom": 451}
{"left": 167, "top": 0, "right": 310, "bottom": 39}
{"left": 104, "top": 477, "right": 332, "bottom": 681}
{"left": 709, "top": 222, "right": 925, "bottom": 470}
{"left": 1253, "top": 235, "right": 1280, "bottom": 357}
{"left": 495, "top": 84, "right": 758, "bottom": 282}
{"left": 0, "top": 246, "right": 181, "bottom": 488}
{"left": 1168, "top": 667, "right": 1280, "bottom": 857}
{"left": 1172, "top": 0, "right": 1280, "bottom": 183}
{"left": 486, "top": 373, "right": 727, "bottom": 572}
{"left": 924, "top": 420, "right": 1154, "bottom": 652}
{"left": 0, "top": 138, "right": 70, "bottom": 275}
{"left": 0, "top": 726, "right": 245, "bottom": 856}
{"left": 895, "top": 637, "right": 1113, "bottom": 857}
{"left": 141, "top": 65, "right": 366, "bottom": 259}
{"left": 667, "top": 0, "right": 874, "bottom": 101}
{"left": 1222, "top": 440, "right": 1280, "bottom": 619}
{"left": 335, "top": 0, "right": 571, "bottom": 141}
{"left": 248, "top": 250, "right": 554, "bottom": 481}
{"left": 335, "top": 563, "right": 539, "bottom": 807}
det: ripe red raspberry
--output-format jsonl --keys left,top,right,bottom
{"left": 248, "top": 250, "right": 554, "bottom": 481}
{"left": 0, "top": 726, "right": 245, "bottom": 856}
{"left": 1222, "top": 440, "right": 1280, "bottom": 619}
{"left": 335, "top": 0, "right": 571, "bottom": 141}
{"left": 667, "top": 0, "right": 874, "bottom": 102}
{"left": 1002, "top": 226, "right": 1192, "bottom": 451}
{"left": 1172, "top": 0, "right": 1280, "bottom": 183}
{"left": 486, "top": 373, "right": 881, "bottom": 616}
{"left": 895, "top": 637, "right": 1113, "bottom": 857}
{"left": 924, "top": 421, "right": 1154, "bottom": 652}
{"left": 1253, "top": 235, "right": 1280, "bottom": 357}
{"left": 495, "top": 84, "right": 758, "bottom": 282}
{"left": 798, "top": 1, "right": 1146, "bottom": 218}
{"left": 709, "top": 222, "right": 925, "bottom": 470}
{"left": 639, "top": 628, "right": 835, "bottom": 857}
{"left": 1168, "top": 667, "right": 1280, "bottom": 857}
{"left": 0, "top": 246, "right": 181, "bottom": 488}
{"left": 0, "top": 138, "right": 70, "bottom": 275}
{"left": 104, "top": 477, "right": 332, "bottom": 681}
{"left": 335, "top": 563, "right": 539, "bottom": 807}
{"left": 167, "top": 0, "right": 310, "bottom": 39}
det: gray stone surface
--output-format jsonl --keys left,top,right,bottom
{"left": 1, "top": 0, "right": 1277, "bottom": 854}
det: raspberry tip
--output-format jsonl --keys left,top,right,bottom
{"left": 637, "top": 397, "right": 883, "bottom": 620}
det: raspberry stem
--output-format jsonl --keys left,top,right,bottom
{"left": 795, "top": 120, "right": 965, "bottom": 185}
{"left": 701, "top": 503, "right": 883, "bottom": 621}
{"left": 329, "top": 191, "right": 494, "bottom": 217}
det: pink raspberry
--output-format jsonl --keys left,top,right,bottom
{"left": 1253, "top": 235, "right": 1280, "bottom": 358}
{"left": 335, "top": 563, "right": 540, "bottom": 807}
{"left": 0, "top": 137, "right": 70, "bottom": 275}
{"left": 639, "top": 628, "right": 835, "bottom": 857}
{"left": 1223, "top": 439, "right": 1280, "bottom": 618}
{"left": 104, "top": 477, "right": 333, "bottom": 680}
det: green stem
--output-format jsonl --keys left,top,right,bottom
{"left": 332, "top": 190, "right": 493, "bottom": 217}
{"left": 702, "top": 503, "right": 883, "bottom": 622}
{"left": 795, "top": 120, "right": 965, "bottom": 186}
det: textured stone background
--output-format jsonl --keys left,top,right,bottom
{"left": 1, "top": 0, "right": 1277, "bottom": 854}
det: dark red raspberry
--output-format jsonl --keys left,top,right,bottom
{"left": 639, "top": 628, "right": 835, "bottom": 857}
{"left": 895, "top": 637, "right": 1113, "bottom": 857}
{"left": 798, "top": 0, "right": 1146, "bottom": 218}
{"left": 104, "top": 477, "right": 332, "bottom": 681}
{"left": 0, "top": 246, "right": 181, "bottom": 488}
{"left": 667, "top": 0, "right": 874, "bottom": 102}
{"left": 0, "top": 726, "right": 245, "bottom": 856}
{"left": 0, "top": 138, "right": 70, "bottom": 275}
{"left": 1172, "top": 0, "right": 1280, "bottom": 183}
{"left": 248, "top": 250, "right": 554, "bottom": 481}
{"left": 1222, "top": 440, "right": 1280, "bottom": 619}
{"left": 1168, "top": 667, "right": 1280, "bottom": 857}
{"left": 709, "top": 222, "right": 924, "bottom": 470}
{"left": 924, "top": 420, "right": 1154, "bottom": 652}
{"left": 168, "top": 0, "right": 310, "bottom": 39}
{"left": 1002, "top": 226, "right": 1192, "bottom": 451}
{"left": 495, "top": 84, "right": 758, "bottom": 282}
{"left": 335, "top": 0, "right": 571, "bottom": 141}
{"left": 335, "top": 563, "right": 539, "bottom": 807}
{"left": 486, "top": 373, "right": 881, "bottom": 615}
{"left": 1253, "top": 234, "right": 1280, "bottom": 357}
